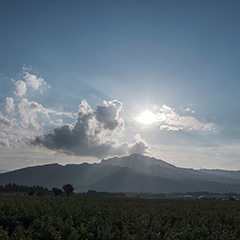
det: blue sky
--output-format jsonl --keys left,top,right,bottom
{"left": 1, "top": 0, "right": 240, "bottom": 170}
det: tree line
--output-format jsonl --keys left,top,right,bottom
{"left": 0, "top": 183, "right": 74, "bottom": 196}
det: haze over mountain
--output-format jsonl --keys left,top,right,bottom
{"left": 0, "top": 154, "right": 240, "bottom": 193}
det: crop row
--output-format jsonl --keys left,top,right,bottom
{"left": 0, "top": 196, "right": 240, "bottom": 239}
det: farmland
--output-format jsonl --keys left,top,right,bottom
{"left": 0, "top": 196, "right": 240, "bottom": 239}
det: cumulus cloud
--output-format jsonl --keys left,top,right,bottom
{"left": 0, "top": 131, "right": 26, "bottom": 149}
{"left": 17, "top": 98, "right": 48, "bottom": 130}
{"left": 2, "top": 67, "right": 152, "bottom": 158}
{"left": 23, "top": 71, "right": 48, "bottom": 91}
{"left": 95, "top": 100, "right": 123, "bottom": 130}
{"left": 13, "top": 69, "right": 50, "bottom": 98}
{"left": 153, "top": 104, "right": 217, "bottom": 133}
{"left": 128, "top": 134, "right": 152, "bottom": 155}
{"left": 15, "top": 97, "right": 74, "bottom": 131}
{"left": 14, "top": 80, "right": 27, "bottom": 96}
{"left": 33, "top": 100, "right": 151, "bottom": 158}
{"left": 6, "top": 97, "right": 14, "bottom": 113}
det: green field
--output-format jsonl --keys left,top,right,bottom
{"left": 0, "top": 196, "right": 240, "bottom": 239}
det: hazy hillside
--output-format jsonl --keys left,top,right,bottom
{"left": 1, "top": 154, "right": 240, "bottom": 193}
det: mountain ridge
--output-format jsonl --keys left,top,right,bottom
{"left": 1, "top": 154, "right": 240, "bottom": 193}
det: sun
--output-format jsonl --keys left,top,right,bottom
{"left": 137, "top": 111, "right": 156, "bottom": 125}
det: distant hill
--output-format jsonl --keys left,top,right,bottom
{"left": 1, "top": 154, "right": 240, "bottom": 193}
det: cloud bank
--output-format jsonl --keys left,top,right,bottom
{"left": 33, "top": 100, "right": 152, "bottom": 158}
{"left": 1, "top": 67, "right": 219, "bottom": 162}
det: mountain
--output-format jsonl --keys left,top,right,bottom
{"left": 0, "top": 154, "right": 240, "bottom": 193}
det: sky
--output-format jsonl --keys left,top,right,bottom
{"left": 1, "top": 0, "right": 240, "bottom": 171}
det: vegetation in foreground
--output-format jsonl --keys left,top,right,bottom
{"left": 0, "top": 196, "right": 240, "bottom": 239}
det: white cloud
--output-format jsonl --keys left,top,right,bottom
{"left": 0, "top": 114, "right": 11, "bottom": 127}
{"left": 46, "top": 110, "right": 75, "bottom": 118}
{"left": 14, "top": 80, "right": 27, "bottom": 96}
{"left": 184, "top": 107, "right": 195, "bottom": 114}
{"left": 13, "top": 69, "right": 50, "bottom": 98}
{"left": 154, "top": 104, "right": 217, "bottom": 133}
{"left": 128, "top": 134, "right": 152, "bottom": 155}
{"left": 23, "top": 71, "right": 48, "bottom": 91}
{"left": 6, "top": 97, "right": 15, "bottom": 113}
{"left": 15, "top": 97, "right": 74, "bottom": 131}
{"left": 49, "top": 119, "right": 64, "bottom": 127}
{"left": 1, "top": 98, "right": 76, "bottom": 151}
{"left": 17, "top": 98, "right": 48, "bottom": 130}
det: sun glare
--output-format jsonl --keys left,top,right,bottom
{"left": 137, "top": 111, "right": 156, "bottom": 125}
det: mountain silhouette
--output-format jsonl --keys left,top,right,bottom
{"left": 1, "top": 154, "right": 240, "bottom": 193}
